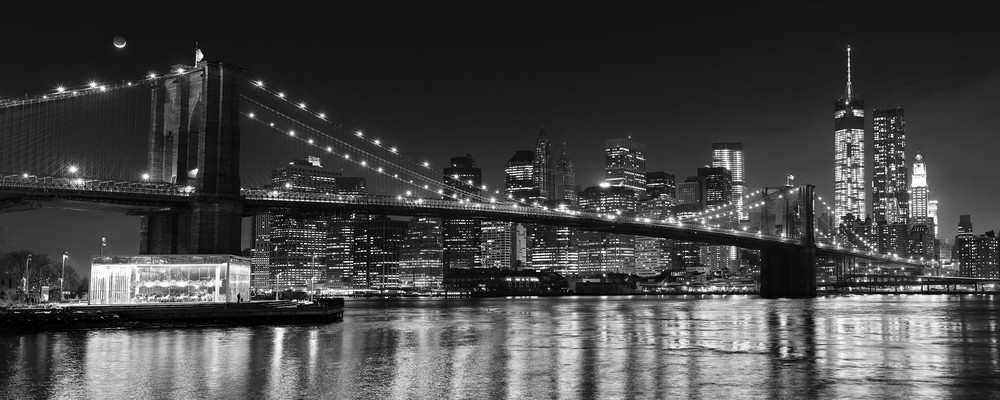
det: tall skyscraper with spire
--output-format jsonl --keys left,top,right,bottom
{"left": 872, "top": 107, "right": 908, "bottom": 224}
{"left": 834, "top": 45, "right": 866, "bottom": 223}
{"left": 533, "top": 129, "right": 554, "bottom": 199}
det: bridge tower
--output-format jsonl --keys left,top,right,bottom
{"left": 758, "top": 184, "right": 817, "bottom": 298}
{"left": 139, "top": 61, "right": 244, "bottom": 255}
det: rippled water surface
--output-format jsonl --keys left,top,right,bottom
{"left": 2, "top": 295, "right": 999, "bottom": 399}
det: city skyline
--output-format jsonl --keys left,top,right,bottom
{"left": 1, "top": 3, "right": 999, "bottom": 268}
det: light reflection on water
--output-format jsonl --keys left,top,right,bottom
{"left": 1, "top": 294, "right": 998, "bottom": 399}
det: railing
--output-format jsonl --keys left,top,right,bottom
{"left": 0, "top": 175, "right": 194, "bottom": 197}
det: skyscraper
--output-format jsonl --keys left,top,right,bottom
{"left": 872, "top": 107, "right": 908, "bottom": 224}
{"left": 399, "top": 217, "right": 443, "bottom": 289}
{"left": 955, "top": 216, "right": 999, "bottom": 279}
{"left": 353, "top": 217, "right": 408, "bottom": 290}
{"left": 258, "top": 158, "right": 365, "bottom": 291}
{"left": 553, "top": 142, "right": 577, "bottom": 203}
{"left": 533, "top": 129, "right": 554, "bottom": 199}
{"left": 712, "top": 143, "right": 746, "bottom": 220}
{"left": 928, "top": 200, "right": 939, "bottom": 236}
{"left": 442, "top": 155, "right": 482, "bottom": 270}
{"left": 645, "top": 171, "right": 676, "bottom": 201}
{"left": 577, "top": 185, "right": 636, "bottom": 276}
{"left": 834, "top": 46, "right": 866, "bottom": 223}
{"left": 504, "top": 150, "right": 540, "bottom": 202}
{"left": 605, "top": 137, "right": 647, "bottom": 198}
{"left": 910, "top": 152, "right": 928, "bottom": 219}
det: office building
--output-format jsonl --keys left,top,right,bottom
{"left": 605, "top": 137, "right": 647, "bottom": 197}
{"left": 712, "top": 143, "right": 746, "bottom": 220}
{"left": 442, "top": 155, "right": 482, "bottom": 270}
{"left": 872, "top": 107, "right": 908, "bottom": 224}
{"left": 353, "top": 217, "right": 408, "bottom": 290}
{"left": 553, "top": 142, "right": 577, "bottom": 203}
{"left": 834, "top": 46, "right": 866, "bottom": 222}
{"left": 577, "top": 185, "right": 637, "bottom": 276}
{"left": 645, "top": 171, "right": 676, "bottom": 201}
{"left": 533, "top": 129, "right": 554, "bottom": 199}
{"left": 399, "top": 217, "right": 444, "bottom": 289}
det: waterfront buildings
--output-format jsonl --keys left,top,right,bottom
{"left": 577, "top": 185, "right": 637, "bottom": 276}
{"left": 399, "top": 217, "right": 444, "bottom": 289}
{"left": 955, "top": 215, "right": 999, "bottom": 279}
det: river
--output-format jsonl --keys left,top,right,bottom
{"left": 2, "top": 294, "right": 998, "bottom": 399}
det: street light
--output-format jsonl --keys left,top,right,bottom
{"left": 61, "top": 251, "right": 68, "bottom": 301}
{"left": 275, "top": 272, "right": 283, "bottom": 300}
{"left": 23, "top": 254, "right": 32, "bottom": 302}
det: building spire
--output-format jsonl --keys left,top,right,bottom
{"left": 846, "top": 45, "right": 853, "bottom": 99}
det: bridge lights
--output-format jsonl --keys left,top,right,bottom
{"left": 284, "top": 182, "right": 292, "bottom": 189}
{"left": 175, "top": 67, "right": 185, "bottom": 74}
{"left": 68, "top": 165, "right": 79, "bottom": 174}
{"left": 88, "top": 81, "right": 97, "bottom": 89}
{"left": 422, "top": 161, "right": 430, "bottom": 168}
{"left": 248, "top": 112, "right": 255, "bottom": 119}
{"left": 141, "top": 173, "right": 150, "bottom": 181}
{"left": 277, "top": 92, "right": 285, "bottom": 98}
{"left": 100, "top": 85, "right": 107, "bottom": 92}
{"left": 406, "top": 191, "right": 412, "bottom": 196}
{"left": 288, "top": 130, "right": 295, "bottom": 136}
{"left": 254, "top": 80, "right": 263, "bottom": 87}
{"left": 319, "top": 113, "right": 326, "bottom": 119}
{"left": 390, "top": 147, "right": 397, "bottom": 153}
{"left": 298, "top": 102, "right": 306, "bottom": 109}
{"left": 307, "top": 139, "right": 314, "bottom": 144}
{"left": 22, "top": 173, "right": 29, "bottom": 178}
{"left": 56, "top": 86, "right": 65, "bottom": 93}
{"left": 373, "top": 139, "right": 381, "bottom": 146}
{"left": 148, "top": 73, "right": 158, "bottom": 79}
{"left": 326, "top": 147, "right": 332, "bottom": 152}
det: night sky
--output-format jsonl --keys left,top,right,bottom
{"left": 2, "top": 2, "right": 999, "bottom": 275}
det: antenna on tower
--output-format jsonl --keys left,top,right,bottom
{"left": 846, "top": 45, "right": 853, "bottom": 98}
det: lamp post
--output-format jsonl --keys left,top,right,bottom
{"left": 275, "top": 272, "right": 283, "bottom": 300}
{"left": 61, "top": 251, "right": 68, "bottom": 301}
{"left": 100, "top": 237, "right": 107, "bottom": 255}
{"left": 23, "top": 254, "right": 32, "bottom": 302}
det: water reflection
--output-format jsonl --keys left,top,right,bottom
{"left": 1, "top": 295, "right": 998, "bottom": 399}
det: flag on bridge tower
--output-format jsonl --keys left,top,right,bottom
{"left": 195, "top": 43, "right": 204, "bottom": 64}
{"left": 786, "top": 173, "right": 795, "bottom": 186}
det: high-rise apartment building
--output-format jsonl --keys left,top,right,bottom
{"left": 442, "top": 155, "right": 482, "bottom": 270}
{"left": 955, "top": 216, "right": 999, "bottom": 279}
{"left": 872, "top": 107, "right": 908, "bottom": 224}
{"left": 712, "top": 143, "right": 746, "bottom": 220}
{"left": 605, "top": 137, "right": 647, "bottom": 198}
{"left": 834, "top": 46, "right": 866, "bottom": 223}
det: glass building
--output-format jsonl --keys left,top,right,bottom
{"left": 399, "top": 217, "right": 444, "bottom": 289}
{"left": 834, "top": 46, "right": 866, "bottom": 223}
{"left": 872, "top": 107, "right": 908, "bottom": 224}
{"left": 89, "top": 255, "right": 250, "bottom": 305}
{"left": 711, "top": 143, "right": 745, "bottom": 220}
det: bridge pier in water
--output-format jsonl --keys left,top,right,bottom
{"left": 760, "top": 247, "right": 817, "bottom": 298}
{"left": 139, "top": 61, "right": 245, "bottom": 255}
{"left": 756, "top": 184, "right": 818, "bottom": 298}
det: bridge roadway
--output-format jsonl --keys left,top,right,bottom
{"left": 0, "top": 176, "right": 929, "bottom": 268}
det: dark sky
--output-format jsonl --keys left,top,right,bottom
{"left": 2, "top": 2, "right": 999, "bottom": 275}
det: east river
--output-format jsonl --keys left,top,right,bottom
{"left": 2, "top": 295, "right": 998, "bottom": 399}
